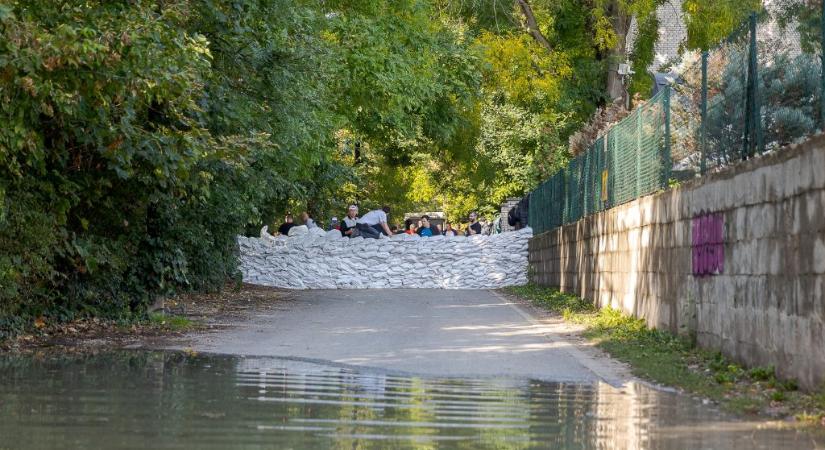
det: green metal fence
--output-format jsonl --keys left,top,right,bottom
{"left": 530, "top": 4, "right": 824, "bottom": 235}
{"left": 672, "top": 7, "right": 825, "bottom": 171}
{"left": 529, "top": 88, "right": 670, "bottom": 234}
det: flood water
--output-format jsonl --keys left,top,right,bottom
{"left": 0, "top": 351, "right": 820, "bottom": 449}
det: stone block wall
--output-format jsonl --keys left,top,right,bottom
{"left": 239, "top": 227, "right": 531, "bottom": 290}
{"left": 529, "top": 135, "right": 825, "bottom": 389}
{"left": 499, "top": 197, "right": 521, "bottom": 233}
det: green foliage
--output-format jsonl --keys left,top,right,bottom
{"left": 775, "top": 0, "right": 823, "bottom": 54}
{"left": 1, "top": 1, "right": 214, "bottom": 331}
{"left": 760, "top": 52, "right": 822, "bottom": 147}
{"left": 0, "top": 0, "right": 349, "bottom": 336}
{"left": 749, "top": 365, "right": 776, "bottom": 382}
{"left": 705, "top": 45, "right": 821, "bottom": 157}
{"left": 329, "top": 0, "right": 481, "bottom": 150}
{"left": 505, "top": 285, "right": 595, "bottom": 315}
{"left": 5, "top": 0, "right": 775, "bottom": 335}
{"left": 148, "top": 312, "right": 197, "bottom": 331}
{"left": 628, "top": 12, "right": 659, "bottom": 98}
{"left": 682, "top": 0, "right": 761, "bottom": 50}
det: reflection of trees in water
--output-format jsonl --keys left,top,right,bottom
{"left": 1, "top": 353, "right": 819, "bottom": 449}
{"left": 0, "top": 352, "right": 232, "bottom": 447}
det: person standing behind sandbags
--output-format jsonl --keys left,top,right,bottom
{"left": 464, "top": 212, "right": 482, "bottom": 236}
{"left": 356, "top": 206, "right": 392, "bottom": 239}
{"left": 424, "top": 215, "right": 441, "bottom": 235}
{"left": 301, "top": 211, "right": 318, "bottom": 229}
{"left": 442, "top": 222, "right": 457, "bottom": 236}
{"left": 328, "top": 217, "right": 341, "bottom": 231}
{"left": 341, "top": 205, "right": 359, "bottom": 238}
{"left": 416, "top": 216, "right": 434, "bottom": 237}
{"left": 277, "top": 214, "right": 295, "bottom": 235}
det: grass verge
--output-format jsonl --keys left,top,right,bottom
{"left": 504, "top": 284, "right": 825, "bottom": 425}
{"left": 146, "top": 312, "right": 199, "bottom": 332}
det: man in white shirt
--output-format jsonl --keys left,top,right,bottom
{"left": 356, "top": 206, "right": 392, "bottom": 239}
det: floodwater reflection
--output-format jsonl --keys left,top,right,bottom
{"left": 0, "top": 351, "right": 820, "bottom": 449}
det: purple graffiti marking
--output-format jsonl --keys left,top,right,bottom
{"left": 692, "top": 212, "right": 725, "bottom": 276}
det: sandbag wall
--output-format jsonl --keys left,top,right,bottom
{"left": 237, "top": 228, "right": 532, "bottom": 289}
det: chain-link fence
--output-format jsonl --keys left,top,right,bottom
{"left": 529, "top": 89, "right": 670, "bottom": 233}
{"left": 530, "top": 3, "right": 824, "bottom": 235}
{"left": 673, "top": 4, "right": 824, "bottom": 173}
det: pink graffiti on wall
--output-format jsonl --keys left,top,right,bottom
{"left": 692, "top": 212, "right": 725, "bottom": 276}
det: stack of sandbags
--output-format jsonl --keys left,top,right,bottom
{"left": 236, "top": 227, "right": 532, "bottom": 290}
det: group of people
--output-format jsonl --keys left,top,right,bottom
{"left": 402, "top": 212, "right": 484, "bottom": 237}
{"left": 275, "top": 206, "right": 489, "bottom": 240}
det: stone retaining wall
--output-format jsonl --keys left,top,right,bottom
{"left": 499, "top": 197, "right": 521, "bottom": 233}
{"left": 529, "top": 135, "right": 825, "bottom": 389}
{"left": 239, "top": 227, "right": 531, "bottom": 290}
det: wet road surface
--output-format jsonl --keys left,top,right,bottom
{"left": 1, "top": 352, "right": 821, "bottom": 449}
{"left": 3, "top": 289, "right": 823, "bottom": 448}
{"left": 172, "top": 289, "right": 624, "bottom": 383}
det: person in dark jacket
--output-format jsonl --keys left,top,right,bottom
{"left": 277, "top": 214, "right": 295, "bottom": 235}
{"left": 508, "top": 195, "right": 530, "bottom": 230}
{"left": 465, "top": 212, "right": 482, "bottom": 236}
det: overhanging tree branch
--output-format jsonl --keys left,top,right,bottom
{"left": 514, "top": 0, "right": 553, "bottom": 53}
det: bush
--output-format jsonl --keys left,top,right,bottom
{"left": 0, "top": 1, "right": 345, "bottom": 336}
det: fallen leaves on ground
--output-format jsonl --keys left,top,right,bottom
{"left": 0, "top": 283, "right": 290, "bottom": 354}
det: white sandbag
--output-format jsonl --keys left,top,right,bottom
{"left": 325, "top": 229, "right": 343, "bottom": 239}
{"left": 237, "top": 228, "right": 532, "bottom": 290}
{"left": 288, "top": 225, "right": 308, "bottom": 237}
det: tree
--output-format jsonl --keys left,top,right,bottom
{"left": 682, "top": 0, "right": 762, "bottom": 50}
{"left": 0, "top": 0, "right": 352, "bottom": 331}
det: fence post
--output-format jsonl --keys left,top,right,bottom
{"left": 561, "top": 166, "right": 572, "bottom": 225}
{"left": 583, "top": 147, "right": 590, "bottom": 216}
{"left": 700, "top": 51, "right": 708, "bottom": 175}
{"left": 821, "top": 0, "right": 825, "bottom": 128}
{"left": 745, "top": 12, "right": 761, "bottom": 158}
{"left": 561, "top": 167, "right": 566, "bottom": 225}
{"left": 636, "top": 110, "right": 642, "bottom": 198}
{"left": 609, "top": 134, "right": 616, "bottom": 208}
{"left": 663, "top": 86, "right": 672, "bottom": 188}
{"left": 752, "top": 13, "right": 763, "bottom": 154}
{"left": 528, "top": 190, "right": 534, "bottom": 232}
{"left": 743, "top": 14, "right": 753, "bottom": 160}
{"left": 602, "top": 137, "right": 609, "bottom": 210}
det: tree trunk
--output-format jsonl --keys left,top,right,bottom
{"left": 515, "top": 0, "right": 553, "bottom": 53}
{"left": 606, "top": 1, "right": 633, "bottom": 105}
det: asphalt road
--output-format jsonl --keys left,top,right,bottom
{"left": 175, "top": 289, "right": 627, "bottom": 383}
